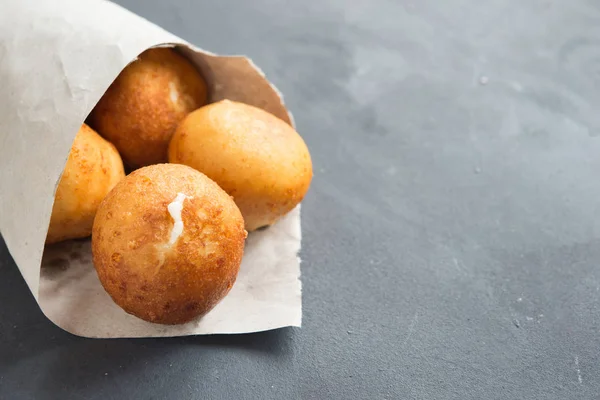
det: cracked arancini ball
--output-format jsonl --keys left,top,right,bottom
{"left": 90, "top": 47, "right": 208, "bottom": 169}
{"left": 91, "top": 164, "right": 246, "bottom": 325}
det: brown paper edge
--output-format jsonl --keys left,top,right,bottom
{"left": 35, "top": 42, "right": 303, "bottom": 338}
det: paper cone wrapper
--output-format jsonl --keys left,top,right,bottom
{"left": 0, "top": 0, "right": 302, "bottom": 338}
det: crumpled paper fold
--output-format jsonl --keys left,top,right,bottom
{"left": 0, "top": 0, "right": 302, "bottom": 338}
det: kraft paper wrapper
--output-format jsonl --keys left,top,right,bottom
{"left": 0, "top": 0, "right": 302, "bottom": 338}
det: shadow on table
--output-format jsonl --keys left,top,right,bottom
{"left": 0, "top": 234, "right": 297, "bottom": 396}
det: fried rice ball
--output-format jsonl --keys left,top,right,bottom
{"left": 46, "top": 123, "right": 125, "bottom": 244}
{"left": 168, "top": 100, "right": 313, "bottom": 231}
{"left": 89, "top": 47, "right": 208, "bottom": 169}
{"left": 91, "top": 164, "right": 246, "bottom": 325}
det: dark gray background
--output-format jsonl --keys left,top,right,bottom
{"left": 2, "top": 0, "right": 600, "bottom": 398}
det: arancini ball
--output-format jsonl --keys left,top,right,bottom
{"left": 89, "top": 47, "right": 208, "bottom": 169}
{"left": 168, "top": 100, "right": 313, "bottom": 231}
{"left": 46, "top": 123, "right": 125, "bottom": 244}
{"left": 91, "top": 164, "right": 246, "bottom": 325}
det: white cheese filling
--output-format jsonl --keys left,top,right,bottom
{"left": 167, "top": 192, "right": 189, "bottom": 245}
{"left": 169, "top": 81, "right": 179, "bottom": 104}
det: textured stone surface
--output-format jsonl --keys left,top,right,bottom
{"left": 3, "top": 0, "right": 600, "bottom": 398}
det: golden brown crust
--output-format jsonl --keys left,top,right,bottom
{"left": 46, "top": 123, "right": 125, "bottom": 244}
{"left": 168, "top": 100, "right": 313, "bottom": 231}
{"left": 89, "top": 48, "right": 208, "bottom": 169}
{"left": 92, "top": 164, "right": 246, "bottom": 325}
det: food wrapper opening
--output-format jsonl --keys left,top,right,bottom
{"left": 0, "top": 0, "right": 303, "bottom": 338}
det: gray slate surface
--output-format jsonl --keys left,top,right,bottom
{"left": 2, "top": 0, "right": 600, "bottom": 398}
